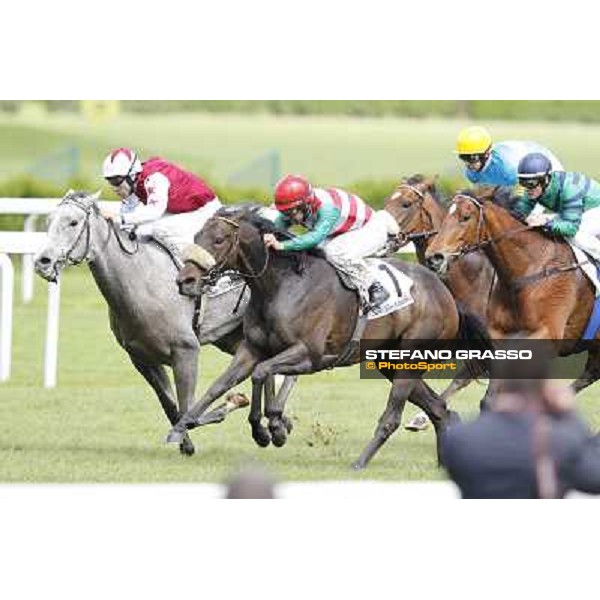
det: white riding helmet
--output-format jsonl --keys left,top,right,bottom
{"left": 102, "top": 148, "right": 142, "bottom": 180}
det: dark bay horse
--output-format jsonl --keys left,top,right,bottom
{"left": 424, "top": 187, "right": 600, "bottom": 393}
{"left": 34, "top": 191, "right": 296, "bottom": 457}
{"left": 167, "top": 205, "right": 489, "bottom": 469}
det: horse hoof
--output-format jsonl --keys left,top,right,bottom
{"left": 282, "top": 415, "right": 294, "bottom": 434}
{"left": 166, "top": 429, "right": 185, "bottom": 445}
{"left": 404, "top": 413, "right": 430, "bottom": 432}
{"left": 179, "top": 441, "right": 196, "bottom": 457}
{"left": 252, "top": 429, "right": 271, "bottom": 448}
{"left": 270, "top": 428, "right": 288, "bottom": 447}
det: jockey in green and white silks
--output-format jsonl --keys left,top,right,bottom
{"left": 264, "top": 174, "right": 399, "bottom": 309}
{"left": 513, "top": 153, "right": 600, "bottom": 261}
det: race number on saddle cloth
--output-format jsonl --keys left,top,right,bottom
{"left": 102, "top": 148, "right": 222, "bottom": 252}
{"left": 268, "top": 175, "right": 400, "bottom": 310}
{"left": 363, "top": 259, "right": 414, "bottom": 319}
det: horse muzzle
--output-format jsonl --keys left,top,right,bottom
{"left": 176, "top": 265, "right": 205, "bottom": 298}
{"left": 34, "top": 254, "right": 60, "bottom": 283}
{"left": 426, "top": 252, "right": 450, "bottom": 277}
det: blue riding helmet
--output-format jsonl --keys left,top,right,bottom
{"left": 518, "top": 153, "right": 553, "bottom": 179}
{"left": 517, "top": 152, "right": 553, "bottom": 192}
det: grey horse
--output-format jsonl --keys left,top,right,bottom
{"left": 34, "top": 190, "right": 296, "bottom": 456}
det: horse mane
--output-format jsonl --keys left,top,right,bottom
{"left": 62, "top": 190, "right": 101, "bottom": 215}
{"left": 215, "top": 204, "right": 326, "bottom": 273}
{"left": 217, "top": 204, "right": 297, "bottom": 241}
{"left": 458, "top": 185, "right": 517, "bottom": 211}
{"left": 457, "top": 187, "right": 565, "bottom": 245}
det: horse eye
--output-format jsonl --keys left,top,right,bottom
{"left": 460, "top": 214, "right": 471, "bottom": 223}
{"left": 214, "top": 236, "right": 225, "bottom": 245}
{"left": 69, "top": 220, "right": 78, "bottom": 227}
{"left": 402, "top": 202, "right": 411, "bottom": 209}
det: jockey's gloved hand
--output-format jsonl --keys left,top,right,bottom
{"left": 542, "top": 220, "right": 562, "bottom": 239}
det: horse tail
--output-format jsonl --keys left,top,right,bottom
{"left": 455, "top": 302, "right": 493, "bottom": 379}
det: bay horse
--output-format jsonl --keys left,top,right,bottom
{"left": 34, "top": 191, "right": 296, "bottom": 457}
{"left": 384, "top": 175, "right": 497, "bottom": 416}
{"left": 424, "top": 187, "right": 600, "bottom": 394}
{"left": 384, "top": 175, "right": 497, "bottom": 321}
{"left": 167, "top": 205, "right": 489, "bottom": 469}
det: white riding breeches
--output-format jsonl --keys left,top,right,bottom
{"left": 572, "top": 205, "right": 600, "bottom": 261}
{"left": 135, "top": 198, "right": 222, "bottom": 251}
{"left": 321, "top": 210, "right": 397, "bottom": 300}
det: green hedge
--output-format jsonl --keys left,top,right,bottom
{"left": 4, "top": 100, "right": 600, "bottom": 123}
{"left": 0, "top": 174, "right": 465, "bottom": 232}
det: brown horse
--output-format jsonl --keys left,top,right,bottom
{"left": 424, "top": 187, "right": 600, "bottom": 394}
{"left": 384, "top": 175, "right": 495, "bottom": 320}
{"left": 383, "top": 176, "right": 496, "bottom": 422}
{"left": 166, "top": 205, "right": 486, "bottom": 469}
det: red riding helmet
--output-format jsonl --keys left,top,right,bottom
{"left": 274, "top": 174, "right": 313, "bottom": 211}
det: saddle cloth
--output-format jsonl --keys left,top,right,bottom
{"left": 569, "top": 243, "right": 600, "bottom": 297}
{"left": 365, "top": 258, "right": 415, "bottom": 320}
{"left": 204, "top": 273, "right": 246, "bottom": 299}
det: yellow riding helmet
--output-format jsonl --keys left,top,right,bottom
{"left": 455, "top": 126, "right": 492, "bottom": 155}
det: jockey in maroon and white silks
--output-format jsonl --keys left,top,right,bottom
{"left": 102, "top": 148, "right": 222, "bottom": 251}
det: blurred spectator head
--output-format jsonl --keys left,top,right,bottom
{"left": 224, "top": 465, "right": 277, "bottom": 499}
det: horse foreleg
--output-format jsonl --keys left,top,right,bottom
{"left": 272, "top": 375, "right": 298, "bottom": 439}
{"left": 251, "top": 344, "right": 313, "bottom": 448}
{"left": 130, "top": 358, "right": 195, "bottom": 457}
{"left": 352, "top": 378, "right": 412, "bottom": 470}
{"left": 166, "top": 341, "right": 260, "bottom": 445}
{"left": 171, "top": 346, "right": 199, "bottom": 417}
{"left": 249, "top": 378, "right": 271, "bottom": 448}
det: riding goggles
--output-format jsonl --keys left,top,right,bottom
{"left": 458, "top": 153, "right": 487, "bottom": 165}
{"left": 518, "top": 177, "right": 545, "bottom": 190}
{"left": 106, "top": 176, "right": 126, "bottom": 188}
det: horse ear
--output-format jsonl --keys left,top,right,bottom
{"left": 64, "top": 188, "right": 75, "bottom": 198}
{"left": 421, "top": 175, "right": 437, "bottom": 190}
{"left": 91, "top": 190, "right": 102, "bottom": 200}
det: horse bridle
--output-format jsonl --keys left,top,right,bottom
{"left": 392, "top": 184, "right": 439, "bottom": 246}
{"left": 56, "top": 195, "right": 139, "bottom": 267}
{"left": 445, "top": 194, "right": 535, "bottom": 260}
{"left": 445, "top": 194, "right": 584, "bottom": 291}
{"left": 55, "top": 196, "right": 95, "bottom": 267}
{"left": 194, "top": 215, "right": 271, "bottom": 285}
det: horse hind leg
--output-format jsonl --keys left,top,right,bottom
{"left": 409, "top": 379, "right": 457, "bottom": 466}
{"left": 130, "top": 358, "right": 195, "bottom": 457}
{"left": 352, "top": 378, "right": 412, "bottom": 470}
